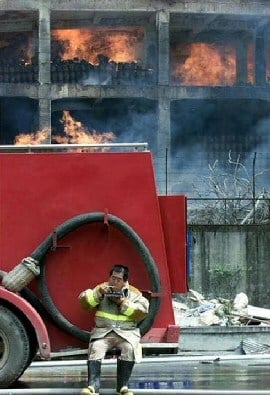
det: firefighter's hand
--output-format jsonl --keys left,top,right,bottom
{"left": 78, "top": 291, "right": 86, "bottom": 299}
{"left": 78, "top": 291, "right": 91, "bottom": 310}
{"left": 98, "top": 283, "right": 110, "bottom": 295}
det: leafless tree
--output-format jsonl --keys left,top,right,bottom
{"left": 189, "top": 151, "right": 270, "bottom": 224}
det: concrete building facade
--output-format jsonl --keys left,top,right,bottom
{"left": 1, "top": 1, "right": 270, "bottom": 195}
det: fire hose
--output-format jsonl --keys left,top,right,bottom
{"left": 1, "top": 212, "right": 162, "bottom": 342}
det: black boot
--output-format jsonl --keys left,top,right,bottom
{"left": 80, "top": 360, "right": 101, "bottom": 395}
{"left": 116, "top": 359, "right": 135, "bottom": 395}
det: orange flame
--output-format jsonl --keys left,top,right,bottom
{"left": 52, "top": 28, "right": 144, "bottom": 64}
{"left": 14, "top": 128, "right": 50, "bottom": 144}
{"left": 172, "top": 43, "right": 236, "bottom": 86}
{"left": 55, "top": 110, "right": 115, "bottom": 145}
{"left": 14, "top": 111, "right": 116, "bottom": 147}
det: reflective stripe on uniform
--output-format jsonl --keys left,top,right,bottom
{"left": 86, "top": 290, "right": 99, "bottom": 307}
{"left": 122, "top": 304, "right": 135, "bottom": 317}
{"left": 95, "top": 310, "right": 133, "bottom": 321}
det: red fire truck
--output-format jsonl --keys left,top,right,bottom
{"left": 0, "top": 143, "right": 187, "bottom": 388}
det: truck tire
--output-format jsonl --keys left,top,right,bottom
{"left": 0, "top": 305, "right": 31, "bottom": 388}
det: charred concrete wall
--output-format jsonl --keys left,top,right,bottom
{"left": 188, "top": 224, "right": 270, "bottom": 307}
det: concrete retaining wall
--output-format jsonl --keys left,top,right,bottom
{"left": 179, "top": 326, "right": 270, "bottom": 352}
{"left": 187, "top": 225, "right": 270, "bottom": 307}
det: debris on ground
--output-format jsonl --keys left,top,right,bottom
{"left": 173, "top": 289, "right": 270, "bottom": 327}
{"left": 241, "top": 338, "right": 270, "bottom": 354}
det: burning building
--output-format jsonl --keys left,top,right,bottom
{"left": 0, "top": 2, "right": 270, "bottom": 195}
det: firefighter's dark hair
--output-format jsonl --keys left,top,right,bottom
{"left": 110, "top": 264, "right": 129, "bottom": 281}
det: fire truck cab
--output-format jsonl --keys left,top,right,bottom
{"left": 0, "top": 143, "right": 187, "bottom": 388}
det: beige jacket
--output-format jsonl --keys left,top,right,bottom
{"left": 79, "top": 282, "right": 149, "bottom": 351}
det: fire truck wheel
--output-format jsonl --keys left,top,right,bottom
{"left": 0, "top": 305, "right": 30, "bottom": 388}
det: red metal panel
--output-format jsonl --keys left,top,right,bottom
{"left": 0, "top": 151, "right": 180, "bottom": 351}
{"left": 166, "top": 324, "right": 180, "bottom": 343}
{"left": 0, "top": 286, "right": 50, "bottom": 358}
{"left": 159, "top": 196, "right": 188, "bottom": 293}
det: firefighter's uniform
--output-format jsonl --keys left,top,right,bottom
{"left": 79, "top": 281, "right": 149, "bottom": 395}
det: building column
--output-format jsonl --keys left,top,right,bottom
{"left": 144, "top": 21, "right": 157, "bottom": 83}
{"left": 156, "top": 10, "right": 170, "bottom": 85}
{"left": 255, "top": 29, "right": 266, "bottom": 86}
{"left": 156, "top": 98, "right": 171, "bottom": 194}
{"left": 38, "top": 5, "right": 51, "bottom": 136}
{"left": 156, "top": 10, "right": 170, "bottom": 193}
{"left": 235, "top": 38, "right": 248, "bottom": 85}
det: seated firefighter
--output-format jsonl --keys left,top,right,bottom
{"left": 79, "top": 264, "right": 150, "bottom": 395}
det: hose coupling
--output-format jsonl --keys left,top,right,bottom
{"left": 1, "top": 256, "right": 40, "bottom": 292}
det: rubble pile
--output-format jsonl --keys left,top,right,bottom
{"left": 173, "top": 290, "right": 270, "bottom": 327}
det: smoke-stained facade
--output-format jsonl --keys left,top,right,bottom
{"left": 1, "top": 1, "right": 270, "bottom": 196}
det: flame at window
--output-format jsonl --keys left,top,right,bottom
{"left": 52, "top": 27, "right": 144, "bottom": 65}
{"left": 55, "top": 110, "right": 115, "bottom": 144}
{"left": 172, "top": 43, "right": 236, "bottom": 86}
{"left": 14, "top": 111, "right": 116, "bottom": 147}
{"left": 14, "top": 128, "right": 51, "bottom": 145}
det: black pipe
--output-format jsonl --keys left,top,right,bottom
{"left": 31, "top": 212, "right": 161, "bottom": 342}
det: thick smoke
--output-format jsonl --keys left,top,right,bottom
{"left": 2, "top": 96, "right": 270, "bottom": 200}
{"left": 0, "top": 98, "right": 37, "bottom": 144}
{"left": 0, "top": 32, "right": 33, "bottom": 63}
{"left": 170, "top": 99, "right": 270, "bottom": 197}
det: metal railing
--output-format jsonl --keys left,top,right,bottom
{"left": 0, "top": 142, "right": 149, "bottom": 152}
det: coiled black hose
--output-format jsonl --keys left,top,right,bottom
{"left": 30, "top": 212, "right": 161, "bottom": 343}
